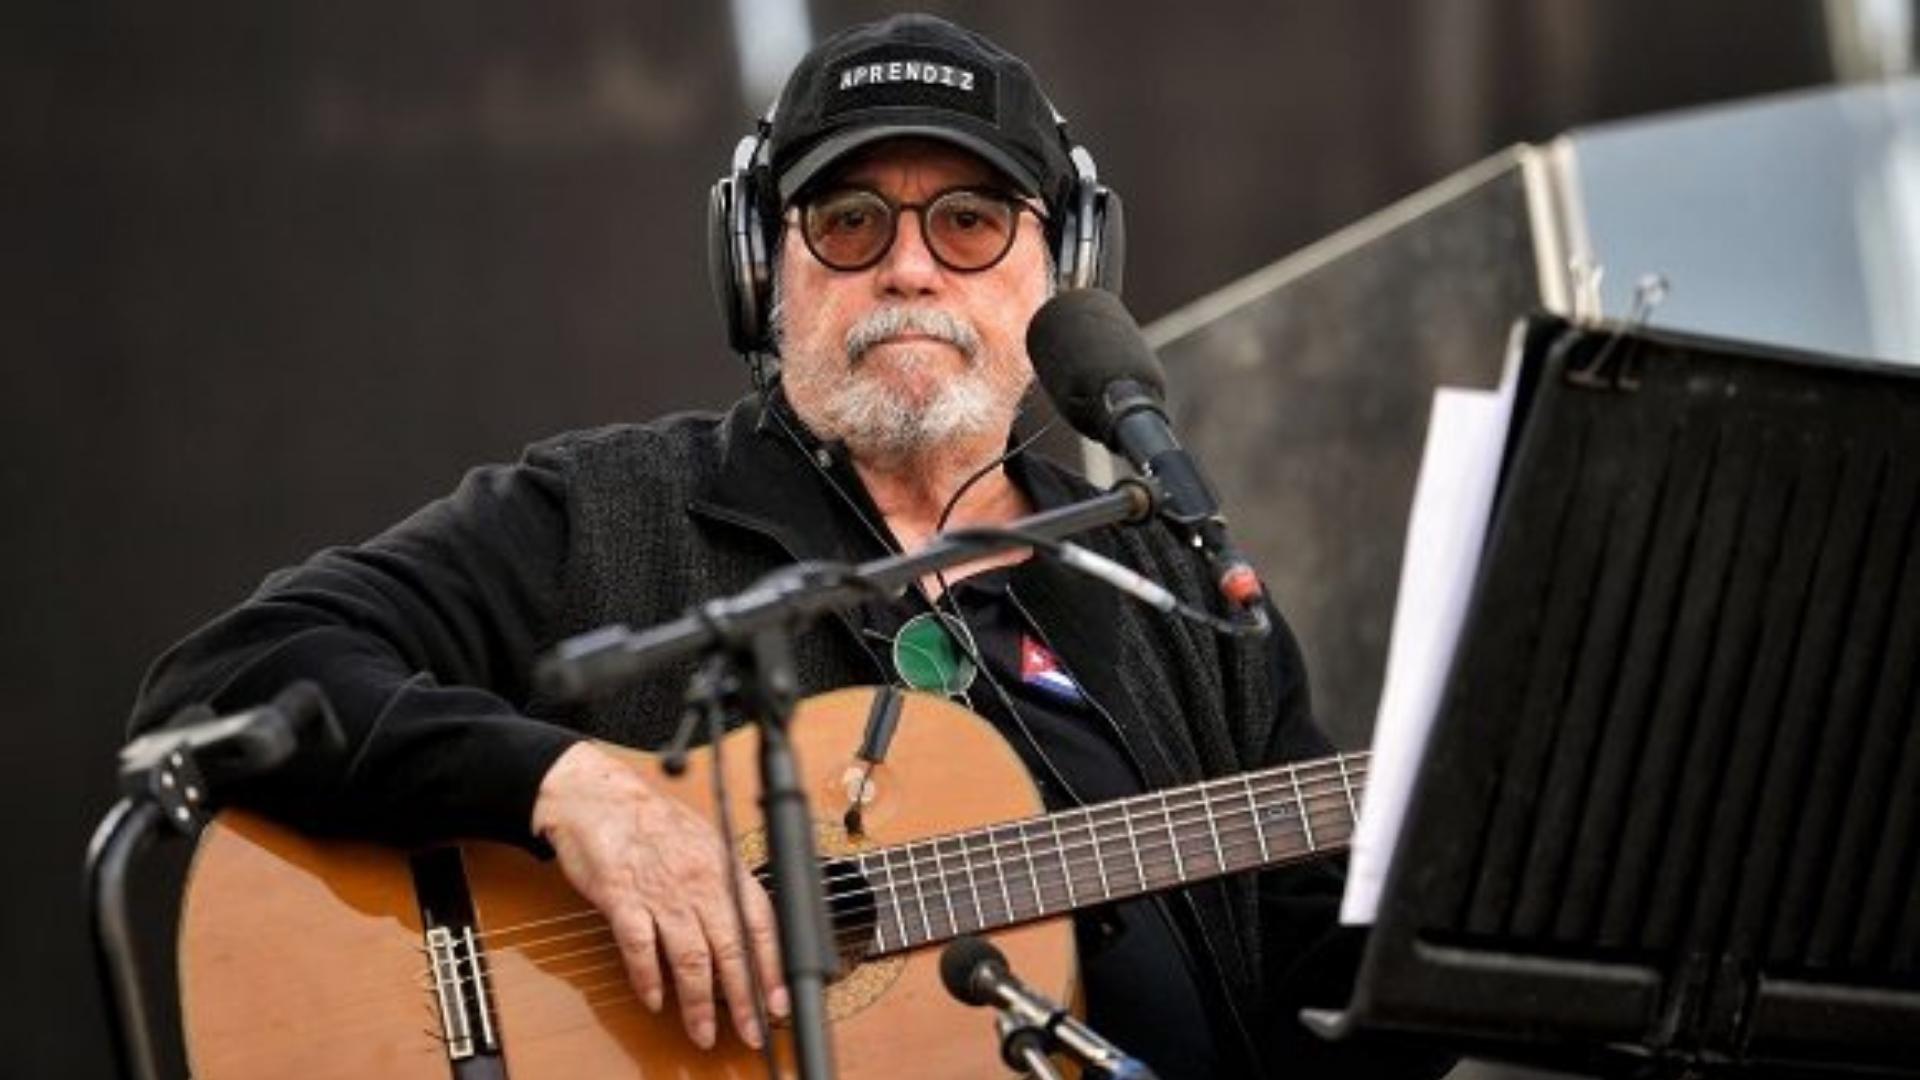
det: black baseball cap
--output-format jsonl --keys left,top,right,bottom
{"left": 766, "top": 14, "right": 1077, "bottom": 210}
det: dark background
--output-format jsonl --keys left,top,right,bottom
{"left": 1, "top": 3, "right": 1833, "bottom": 1075}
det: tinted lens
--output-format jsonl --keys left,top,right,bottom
{"left": 802, "top": 189, "right": 893, "bottom": 270}
{"left": 799, "top": 187, "right": 1027, "bottom": 272}
{"left": 924, "top": 190, "right": 1019, "bottom": 270}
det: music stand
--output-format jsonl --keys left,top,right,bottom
{"left": 1315, "top": 315, "right": 1920, "bottom": 1077}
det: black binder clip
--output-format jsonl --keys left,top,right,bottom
{"left": 1566, "top": 273, "right": 1669, "bottom": 391}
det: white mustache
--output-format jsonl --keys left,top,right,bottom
{"left": 843, "top": 306, "right": 983, "bottom": 365}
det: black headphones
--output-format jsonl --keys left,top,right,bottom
{"left": 706, "top": 111, "right": 1126, "bottom": 356}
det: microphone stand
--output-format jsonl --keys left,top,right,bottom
{"left": 536, "top": 478, "right": 1159, "bottom": 700}
{"left": 86, "top": 683, "right": 343, "bottom": 1080}
{"left": 535, "top": 478, "right": 1160, "bottom": 1080}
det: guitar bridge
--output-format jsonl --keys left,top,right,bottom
{"left": 413, "top": 848, "right": 502, "bottom": 1067}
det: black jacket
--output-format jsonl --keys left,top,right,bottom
{"left": 132, "top": 391, "right": 1406, "bottom": 1074}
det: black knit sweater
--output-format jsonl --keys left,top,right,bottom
{"left": 132, "top": 391, "right": 1427, "bottom": 1076}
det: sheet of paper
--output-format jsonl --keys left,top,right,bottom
{"left": 1341, "top": 344, "right": 1521, "bottom": 925}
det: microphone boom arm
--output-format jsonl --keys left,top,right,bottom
{"left": 535, "top": 477, "right": 1160, "bottom": 702}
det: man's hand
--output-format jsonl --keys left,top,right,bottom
{"left": 531, "top": 743, "right": 790, "bottom": 1049}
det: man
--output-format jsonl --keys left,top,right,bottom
{"left": 132, "top": 14, "right": 1426, "bottom": 1078}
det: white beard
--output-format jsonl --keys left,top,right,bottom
{"left": 775, "top": 296, "right": 1027, "bottom": 459}
{"left": 805, "top": 349, "right": 1003, "bottom": 457}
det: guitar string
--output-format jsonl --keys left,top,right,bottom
{"left": 453, "top": 761, "right": 1366, "bottom": 957}
{"left": 432, "top": 762, "right": 1370, "bottom": 984}
{"left": 414, "top": 818, "right": 1362, "bottom": 1030}
{"left": 217, "top": 764, "right": 1373, "bottom": 1045}
{"left": 461, "top": 812, "right": 1355, "bottom": 983}
{"left": 420, "top": 794, "right": 1362, "bottom": 1002}
{"left": 414, "top": 768, "right": 1367, "bottom": 1002}
{"left": 290, "top": 786, "right": 1365, "bottom": 1038}
{"left": 420, "top": 780, "right": 1367, "bottom": 991}
{"left": 501, "top": 820, "right": 1365, "bottom": 1000}
{"left": 467, "top": 752, "right": 1368, "bottom": 948}
{"left": 414, "top": 966, "right": 860, "bottom": 1056}
{"left": 332, "top": 791, "right": 1358, "bottom": 1037}
{"left": 224, "top": 811, "right": 1349, "bottom": 1064}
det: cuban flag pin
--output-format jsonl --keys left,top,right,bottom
{"left": 1020, "top": 634, "right": 1085, "bottom": 705}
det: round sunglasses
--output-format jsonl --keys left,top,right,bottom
{"left": 797, "top": 185, "right": 1045, "bottom": 274}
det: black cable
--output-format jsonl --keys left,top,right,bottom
{"left": 749, "top": 363, "right": 895, "bottom": 682}
{"left": 746, "top": 363, "right": 1092, "bottom": 805}
{"left": 934, "top": 413, "right": 1056, "bottom": 534}
{"left": 693, "top": 666, "right": 782, "bottom": 1077}
{"left": 919, "top": 413, "right": 1095, "bottom": 805}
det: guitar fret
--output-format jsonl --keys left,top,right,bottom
{"left": 959, "top": 832, "right": 986, "bottom": 932}
{"left": 1124, "top": 802, "right": 1147, "bottom": 891}
{"left": 879, "top": 848, "right": 908, "bottom": 952}
{"left": 1336, "top": 754, "right": 1360, "bottom": 827}
{"left": 854, "top": 854, "right": 880, "bottom": 953}
{"left": 1159, "top": 791, "right": 1185, "bottom": 882}
{"left": 933, "top": 838, "right": 958, "bottom": 938}
{"left": 1290, "top": 768, "right": 1316, "bottom": 850}
{"left": 849, "top": 751, "right": 1369, "bottom": 949}
{"left": 909, "top": 841, "right": 934, "bottom": 944}
{"left": 1019, "top": 822, "right": 1045, "bottom": 915}
{"left": 986, "top": 824, "right": 1016, "bottom": 925}
{"left": 859, "top": 852, "right": 877, "bottom": 952}
{"left": 1204, "top": 786, "right": 1228, "bottom": 873}
{"left": 922, "top": 839, "right": 945, "bottom": 940}
{"left": 1051, "top": 816, "right": 1076, "bottom": 908}
{"left": 1086, "top": 807, "right": 1112, "bottom": 899}
{"left": 1242, "top": 774, "right": 1271, "bottom": 861}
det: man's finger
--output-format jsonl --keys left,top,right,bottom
{"left": 698, "top": 903, "right": 764, "bottom": 1049}
{"left": 740, "top": 873, "right": 789, "bottom": 1019}
{"left": 657, "top": 909, "right": 718, "bottom": 1049}
{"left": 608, "top": 904, "right": 665, "bottom": 1013}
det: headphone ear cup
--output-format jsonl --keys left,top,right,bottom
{"left": 707, "top": 176, "right": 754, "bottom": 353}
{"left": 735, "top": 169, "right": 779, "bottom": 353}
{"left": 707, "top": 135, "right": 779, "bottom": 355}
{"left": 1052, "top": 183, "right": 1089, "bottom": 292}
{"left": 1090, "top": 185, "right": 1124, "bottom": 295}
{"left": 1052, "top": 179, "right": 1126, "bottom": 296}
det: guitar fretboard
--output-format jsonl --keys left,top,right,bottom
{"left": 850, "top": 751, "right": 1368, "bottom": 956}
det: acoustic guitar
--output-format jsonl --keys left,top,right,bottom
{"left": 177, "top": 686, "right": 1367, "bottom": 1078}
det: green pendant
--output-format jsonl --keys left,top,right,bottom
{"left": 891, "top": 611, "right": 978, "bottom": 696}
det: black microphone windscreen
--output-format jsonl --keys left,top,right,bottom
{"left": 1026, "top": 288, "right": 1167, "bottom": 441}
{"left": 939, "top": 935, "right": 1005, "bottom": 1006}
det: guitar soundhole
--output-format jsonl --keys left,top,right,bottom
{"left": 747, "top": 856, "right": 908, "bottom": 1020}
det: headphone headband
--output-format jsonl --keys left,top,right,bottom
{"left": 707, "top": 113, "right": 1123, "bottom": 356}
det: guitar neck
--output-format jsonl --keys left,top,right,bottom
{"left": 851, "top": 750, "right": 1368, "bottom": 956}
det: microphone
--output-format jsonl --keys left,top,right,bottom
{"left": 118, "top": 681, "right": 345, "bottom": 828}
{"left": 1026, "top": 288, "right": 1265, "bottom": 611}
{"left": 940, "top": 936, "right": 1158, "bottom": 1080}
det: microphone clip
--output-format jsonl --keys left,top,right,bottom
{"left": 941, "top": 935, "right": 1161, "bottom": 1080}
{"left": 997, "top": 1010, "right": 1067, "bottom": 1080}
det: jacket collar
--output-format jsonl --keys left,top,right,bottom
{"left": 687, "top": 388, "right": 892, "bottom": 566}
{"left": 688, "top": 387, "right": 1150, "bottom": 777}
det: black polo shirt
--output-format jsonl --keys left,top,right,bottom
{"left": 866, "top": 566, "right": 1226, "bottom": 1079}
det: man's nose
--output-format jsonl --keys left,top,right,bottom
{"left": 873, "top": 209, "right": 942, "bottom": 295}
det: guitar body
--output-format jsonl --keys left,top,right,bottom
{"left": 177, "top": 687, "right": 1071, "bottom": 1079}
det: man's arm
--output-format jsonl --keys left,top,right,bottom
{"left": 129, "top": 451, "right": 581, "bottom": 846}
{"left": 128, "top": 443, "right": 786, "bottom": 1049}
